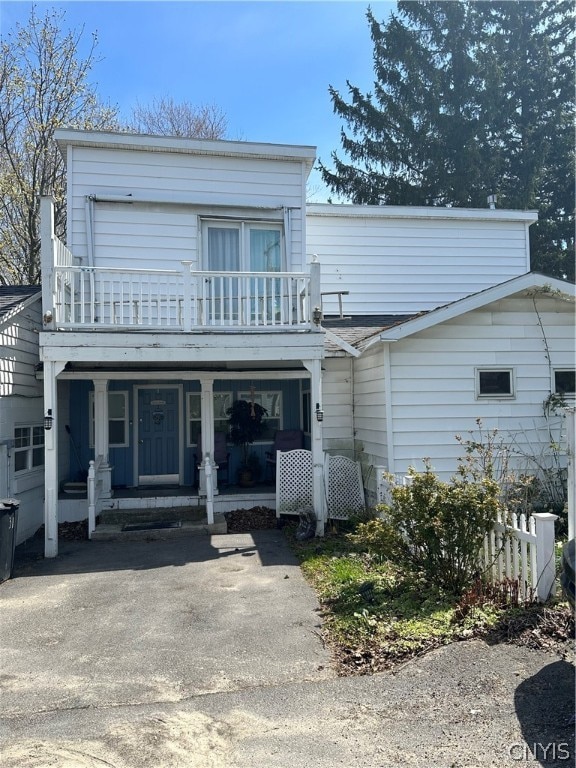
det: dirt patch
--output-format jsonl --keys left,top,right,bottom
{"left": 0, "top": 711, "right": 236, "bottom": 768}
{"left": 328, "top": 602, "right": 575, "bottom": 677}
{"left": 224, "top": 506, "right": 278, "bottom": 533}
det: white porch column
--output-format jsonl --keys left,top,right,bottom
{"left": 43, "top": 360, "right": 66, "bottom": 557}
{"left": 198, "top": 379, "right": 219, "bottom": 496}
{"left": 93, "top": 379, "right": 112, "bottom": 498}
{"left": 304, "top": 359, "right": 325, "bottom": 535}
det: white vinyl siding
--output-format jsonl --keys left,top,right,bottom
{"left": 352, "top": 346, "right": 388, "bottom": 498}
{"left": 92, "top": 204, "right": 197, "bottom": 272}
{"left": 383, "top": 295, "right": 575, "bottom": 479}
{"left": 67, "top": 146, "right": 306, "bottom": 272}
{"left": 322, "top": 358, "right": 354, "bottom": 457}
{"left": 0, "top": 295, "right": 44, "bottom": 545}
{"left": 307, "top": 207, "right": 534, "bottom": 315}
{"left": 0, "top": 300, "right": 43, "bottom": 398}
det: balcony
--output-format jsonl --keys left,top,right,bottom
{"left": 46, "top": 239, "right": 320, "bottom": 333}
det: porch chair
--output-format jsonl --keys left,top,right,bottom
{"left": 194, "top": 432, "right": 230, "bottom": 486}
{"left": 265, "top": 429, "right": 304, "bottom": 482}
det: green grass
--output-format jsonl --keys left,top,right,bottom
{"left": 287, "top": 526, "right": 573, "bottom": 674}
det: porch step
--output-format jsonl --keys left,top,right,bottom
{"left": 99, "top": 506, "right": 207, "bottom": 525}
{"left": 92, "top": 507, "right": 227, "bottom": 540}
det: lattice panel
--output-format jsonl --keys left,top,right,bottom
{"left": 325, "top": 455, "right": 366, "bottom": 519}
{"left": 276, "top": 449, "right": 313, "bottom": 516}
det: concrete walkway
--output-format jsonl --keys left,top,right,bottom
{"left": 1, "top": 534, "right": 574, "bottom": 767}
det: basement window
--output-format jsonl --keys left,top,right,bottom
{"left": 476, "top": 369, "right": 514, "bottom": 398}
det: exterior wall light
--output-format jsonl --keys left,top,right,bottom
{"left": 315, "top": 403, "right": 324, "bottom": 422}
{"left": 44, "top": 409, "right": 53, "bottom": 431}
{"left": 312, "top": 306, "right": 322, "bottom": 325}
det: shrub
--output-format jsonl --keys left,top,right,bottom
{"left": 372, "top": 462, "right": 502, "bottom": 595}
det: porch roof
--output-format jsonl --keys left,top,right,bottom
{"left": 322, "top": 314, "right": 422, "bottom": 354}
{"left": 0, "top": 285, "right": 41, "bottom": 324}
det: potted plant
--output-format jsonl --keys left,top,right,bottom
{"left": 227, "top": 399, "right": 267, "bottom": 486}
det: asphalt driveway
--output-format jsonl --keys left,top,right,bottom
{"left": 1, "top": 533, "right": 574, "bottom": 767}
{"left": 1, "top": 532, "right": 332, "bottom": 716}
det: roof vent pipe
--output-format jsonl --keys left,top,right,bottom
{"left": 487, "top": 194, "right": 497, "bottom": 210}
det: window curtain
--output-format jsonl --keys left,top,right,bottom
{"left": 250, "top": 229, "right": 281, "bottom": 272}
{"left": 208, "top": 227, "right": 239, "bottom": 271}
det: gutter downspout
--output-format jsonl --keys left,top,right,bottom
{"left": 283, "top": 207, "right": 292, "bottom": 269}
{"left": 85, "top": 196, "right": 95, "bottom": 267}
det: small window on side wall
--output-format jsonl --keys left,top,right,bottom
{"left": 554, "top": 370, "right": 575, "bottom": 397}
{"left": 476, "top": 369, "right": 514, "bottom": 398}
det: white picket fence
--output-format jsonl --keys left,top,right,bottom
{"left": 482, "top": 510, "right": 558, "bottom": 603}
{"left": 374, "top": 468, "right": 559, "bottom": 603}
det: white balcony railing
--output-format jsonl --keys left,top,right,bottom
{"left": 51, "top": 261, "right": 317, "bottom": 331}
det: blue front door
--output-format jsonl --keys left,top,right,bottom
{"left": 138, "top": 388, "right": 179, "bottom": 484}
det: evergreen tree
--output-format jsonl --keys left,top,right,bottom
{"left": 320, "top": 1, "right": 574, "bottom": 280}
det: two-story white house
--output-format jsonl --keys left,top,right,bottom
{"left": 39, "top": 129, "right": 575, "bottom": 557}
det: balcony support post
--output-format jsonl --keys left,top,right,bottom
{"left": 93, "top": 379, "right": 113, "bottom": 499}
{"left": 40, "top": 196, "right": 55, "bottom": 330}
{"left": 303, "top": 358, "right": 325, "bottom": 536}
{"left": 199, "top": 378, "right": 219, "bottom": 496}
{"left": 43, "top": 359, "right": 66, "bottom": 558}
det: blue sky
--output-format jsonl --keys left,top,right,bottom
{"left": 0, "top": 0, "right": 396, "bottom": 200}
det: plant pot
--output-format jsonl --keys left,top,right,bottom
{"left": 238, "top": 469, "right": 255, "bottom": 488}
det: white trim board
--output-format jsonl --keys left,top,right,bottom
{"left": 370, "top": 273, "right": 575, "bottom": 345}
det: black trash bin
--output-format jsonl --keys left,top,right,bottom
{"left": 0, "top": 498, "right": 20, "bottom": 583}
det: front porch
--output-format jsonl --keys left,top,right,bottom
{"left": 61, "top": 480, "right": 278, "bottom": 540}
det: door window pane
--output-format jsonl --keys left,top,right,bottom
{"left": 207, "top": 226, "right": 239, "bottom": 271}
{"left": 250, "top": 229, "right": 281, "bottom": 272}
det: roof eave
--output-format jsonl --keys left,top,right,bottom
{"left": 306, "top": 202, "right": 538, "bottom": 223}
{"left": 377, "top": 273, "right": 575, "bottom": 343}
{"left": 55, "top": 128, "right": 317, "bottom": 174}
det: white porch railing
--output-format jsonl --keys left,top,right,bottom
{"left": 51, "top": 259, "right": 315, "bottom": 331}
{"left": 482, "top": 510, "right": 558, "bottom": 603}
{"left": 87, "top": 456, "right": 105, "bottom": 538}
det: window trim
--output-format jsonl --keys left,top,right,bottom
{"left": 89, "top": 391, "right": 129, "bottom": 448}
{"left": 475, "top": 368, "right": 515, "bottom": 399}
{"left": 13, "top": 424, "right": 45, "bottom": 474}
{"left": 553, "top": 369, "right": 575, "bottom": 398}
{"left": 186, "top": 391, "right": 233, "bottom": 448}
{"left": 238, "top": 390, "right": 283, "bottom": 441}
{"left": 201, "top": 218, "right": 285, "bottom": 272}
